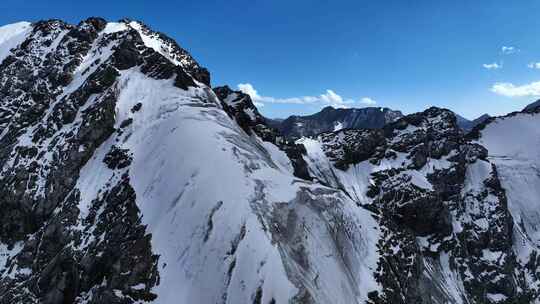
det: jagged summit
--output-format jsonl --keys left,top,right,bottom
{"left": 270, "top": 104, "right": 484, "bottom": 139}
{"left": 0, "top": 17, "right": 209, "bottom": 84}
{"left": 269, "top": 105, "right": 403, "bottom": 138}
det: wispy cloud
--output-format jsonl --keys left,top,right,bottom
{"left": 360, "top": 97, "right": 377, "bottom": 105}
{"left": 237, "top": 83, "right": 377, "bottom": 108}
{"left": 501, "top": 46, "right": 519, "bottom": 54}
{"left": 483, "top": 62, "right": 502, "bottom": 70}
{"left": 528, "top": 62, "right": 540, "bottom": 69}
{"left": 491, "top": 81, "right": 540, "bottom": 97}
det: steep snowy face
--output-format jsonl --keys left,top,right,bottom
{"left": 213, "top": 85, "right": 313, "bottom": 180}
{"left": 474, "top": 107, "right": 540, "bottom": 298}
{"left": 0, "top": 17, "right": 214, "bottom": 303}
{"left": 0, "top": 18, "right": 382, "bottom": 304}
{"left": 301, "top": 107, "right": 528, "bottom": 303}
{"left": 0, "top": 21, "right": 32, "bottom": 63}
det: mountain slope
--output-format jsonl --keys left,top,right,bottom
{"left": 0, "top": 18, "right": 381, "bottom": 304}
{"left": 472, "top": 106, "right": 540, "bottom": 300}
{"left": 299, "top": 107, "right": 528, "bottom": 303}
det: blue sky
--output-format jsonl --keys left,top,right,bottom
{"left": 2, "top": 0, "right": 540, "bottom": 119}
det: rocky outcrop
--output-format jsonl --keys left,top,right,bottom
{"left": 213, "top": 85, "right": 311, "bottom": 180}
{"left": 301, "top": 107, "right": 532, "bottom": 303}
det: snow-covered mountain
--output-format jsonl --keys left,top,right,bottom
{"left": 267, "top": 106, "right": 403, "bottom": 139}
{"left": 269, "top": 106, "right": 490, "bottom": 139}
{"left": 0, "top": 17, "right": 540, "bottom": 304}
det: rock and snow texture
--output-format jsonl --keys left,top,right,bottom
{"left": 269, "top": 106, "right": 485, "bottom": 139}
{"left": 0, "top": 18, "right": 380, "bottom": 304}
{"left": 301, "top": 108, "right": 537, "bottom": 303}
{"left": 0, "top": 21, "right": 32, "bottom": 63}
{"left": 475, "top": 108, "right": 540, "bottom": 300}
{"left": 1, "top": 17, "right": 540, "bottom": 304}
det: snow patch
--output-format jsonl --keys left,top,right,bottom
{"left": 103, "top": 22, "right": 128, "bottom": 34}
{"left": 0, "top": 21, "right": 32, "bottom": 63}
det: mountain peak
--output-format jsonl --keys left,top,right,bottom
{"left": 524, "top": 99, "right": 540, "bottom": 112}
{"left": 272, "top": 106, "right": 403, "bottom": 138}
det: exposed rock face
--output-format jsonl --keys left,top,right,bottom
{"left": 523, "top": 99, "right": 540, "bottom": 111}
{"left": 271, "top": 105, "right": 403, "bottom": 139}
{"left": 1, "top": 17, "right": 540, "bottom": 304}
{"left": 213, "top": 85, "right": 312, "bottom": 180}
{"left": 300, "top": 107, "right": 537, "bottom": 303}
{"left": 473, "top": 106, "right": 540, "bottom": 303}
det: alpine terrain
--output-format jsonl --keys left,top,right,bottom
{"left": 266, "top": 106, "right": 403, "bottom": 138}
{"left": 268, "top": 107, "right": 490, "bottom": 139}
{"left": 0, "top": 17, "right": 539, "bottom": 304}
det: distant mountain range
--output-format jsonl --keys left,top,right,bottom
{"left": 265, "top": 106, "right": 402, "bottom": 138}
{"left": 456, "top": 113, "right": 491, "bottom": 132}
{"left": 267, "top": 106, "right": 491, "bottom": 138}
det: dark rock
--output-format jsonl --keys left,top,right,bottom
{"left": 103, "top": 146, "right": 132, "bottom": 169}
{"left": 131, "top": 102, "right": 142, "bottom": 113}
{"left": 213, "top": 86, "right": 312, "bottom": 180}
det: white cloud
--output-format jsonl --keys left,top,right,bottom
{"left": 483, "top": 62, "right": 502, "bottom": 70}
{"left": 501, "top": 46, "right": 519, "bottom": 54}
{"left": 491, "top": 81, "right": 540, "bottom": 97}
{"left": 360, "top": 97, "right": 377, "bottom": 105}
{"left": 528, "top": 62, "right": 540, "bottom": 69}
{"left": 237, "top": 83, "right": 261, "bottom": 101}
{"left": 237, "top": 83, "right": 376, "bottom": 108}
{"left": 319, "top": 89, "right": 354, "bottom": 108}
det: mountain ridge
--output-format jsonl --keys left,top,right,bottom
{"left": 267, "top": 105, "right": 491, "bottom": 138}
{"left": 265, "top": 105, "right": 402, "bottom": 138}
